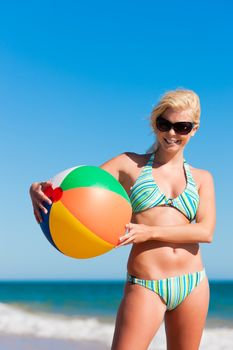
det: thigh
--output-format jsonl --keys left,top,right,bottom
{"left": 165, "top": 275, "right": 210, "bottom": 350}
{"left": 111, "top": 282, "right": 167, "bottom": 350}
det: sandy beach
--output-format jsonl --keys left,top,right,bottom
{"left": 0, "top": 334, "right": 108, "bottom": 350}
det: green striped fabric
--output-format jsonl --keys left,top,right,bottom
{"left": 129, "top": 152, "right": 199, "bottom": 222}
{"left": 127, "top": 269, "right": 206, "bottom": 310}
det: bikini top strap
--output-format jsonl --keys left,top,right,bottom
{"left": 148, "top": 153, "right": 194, "bottom": 183}
{"left": 146, "top": 152, "right": 155, "bottom": 167}
{"left": 151, "top": 153, "right": 193, "bottom": 184}
{"left": 183, "top": 159, "right": 195, "bottom": 185}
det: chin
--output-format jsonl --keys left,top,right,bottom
{"left": 160, "top": 142, "right": 184, "bottom": 152}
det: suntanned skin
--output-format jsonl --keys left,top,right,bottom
{"left": 99, "top": 109, "right": 216, "bottom": 350}
{"left": 29, "top": 108, "right": 216, "bottom": 350}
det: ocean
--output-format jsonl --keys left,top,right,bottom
{"left": 0, "top": 280, "right": 232, "bottom": 349}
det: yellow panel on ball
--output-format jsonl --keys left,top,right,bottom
{"left": 49, "top": 201, "right": 114, "bottom": 259}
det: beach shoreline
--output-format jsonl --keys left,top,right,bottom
{"left": 1, "top": 325, "right": 233, "bottom": 350}
{"left": 0, "top": 280, "right": 233, "bottom": 349}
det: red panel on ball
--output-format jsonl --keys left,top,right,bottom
{"left": 43, "top": 185, "right": 63, "bottom": 203}
{"left": 60, "top": 187, "right": 132, "bottom": 245}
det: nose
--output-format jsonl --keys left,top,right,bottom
{"left": 166, "top": 127, "right": 177, "bottom": 136}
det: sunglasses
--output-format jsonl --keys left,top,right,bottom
{"left": 155, "top": 116, "right": 194, "bottom": 135}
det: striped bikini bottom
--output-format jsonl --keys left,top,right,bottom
{"left": 127, "top": 268, "right": 206, "bottom": 311}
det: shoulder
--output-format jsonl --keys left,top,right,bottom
{"left": 198, "top": 169, "right": 215, "bottom": 189}
{"left": 190, "top": 166, "right": 214, "bottom": 181}
{"left": 101, "top": 152, "right": 149, "bottom": 169}
{"left": 123, "top": 152, "right": 151, "bottom": 169}
{"left": 189, "top": 165, "right": 215, "bottom": 190}
{"left": 100, "top": 151, "right": 149, "bottom": 183}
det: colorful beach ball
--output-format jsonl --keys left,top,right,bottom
{"left": 39, "top": 165, "right": 132, "bottom": 259}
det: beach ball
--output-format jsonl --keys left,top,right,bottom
{"left": 39, "top": 165, "right": 132, "bottom": 259}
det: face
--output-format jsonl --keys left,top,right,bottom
{"left": 154, "top": 108, "right": 198, "bottom": 151}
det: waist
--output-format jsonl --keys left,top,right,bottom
{"left": 127, "top": 241, "right": 203, "bottom": 279}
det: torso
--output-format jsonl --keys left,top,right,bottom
{"left": 121, "top": 152, "right": 204, "bottom": 279}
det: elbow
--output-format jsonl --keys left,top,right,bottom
{"left": 205, "top": 235, "right": 213, "bottom": 243}
{"left": 204, "top": 229, "right": 214, "bottom": 243}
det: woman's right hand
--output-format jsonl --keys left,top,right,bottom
{"left": 29, "top": 181, "right": 53, "bottom": 223}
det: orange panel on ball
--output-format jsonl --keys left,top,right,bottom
{"left": 61, "top": 187, "right": 132, "bottom": 245}
{"left": 50, "top": 201, "right": 114, "bottom": 258}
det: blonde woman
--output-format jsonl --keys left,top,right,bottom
{"left": 30, "top": 89, "right": 216, "bottom": 350}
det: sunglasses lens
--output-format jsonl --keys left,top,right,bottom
{"left": 156, "top": 117, "right": 193, "bottom": 135}
{"left": 174, "top": 123, "right": 193, "bottom": 135}
{"left": 156, "top": 117, "right": 171, "bottom": 132}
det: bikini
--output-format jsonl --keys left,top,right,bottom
{"left": 130, "top": 152, "right": 199, "bottom": 221}
{"left": 127, "top": 152, "right": 206, "bottom": 311}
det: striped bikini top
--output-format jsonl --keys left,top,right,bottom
{"left": 129, "top": 152, "right": 199, "bottom": 222}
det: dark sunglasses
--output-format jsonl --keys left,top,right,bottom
{"left": 156, "top": 116, "right": 194, "bottom": 135}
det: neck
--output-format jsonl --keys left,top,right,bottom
{"left": 154, "top": 147, "right": 184, "bottom": 166}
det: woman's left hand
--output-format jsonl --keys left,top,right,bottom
{"left": 116, "top": 223, "right": 153, "bottom": 247}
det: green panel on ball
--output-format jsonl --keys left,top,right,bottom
{"left": 61, "top": 166, "right": 130, "bottom": 203}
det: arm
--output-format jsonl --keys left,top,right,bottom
{"left": 30, "top": 153, "right": 129, "bottom": 224}
{"left": 152, "top": 170, "right": 216, "bottom": 243}
{"left": 99, "top": 152, "right": 130, "bottom": 187}
{"left": 118, "top": 170, "right": 216, "bottom": 246}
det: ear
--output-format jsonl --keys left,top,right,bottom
{"left": 190, "top": 125, "right": 199, "bottom": 137}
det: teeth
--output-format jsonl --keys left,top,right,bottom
{"left": 165, "top": 138, "right": 179, "bottom": 144}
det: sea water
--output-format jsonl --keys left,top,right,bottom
{"left": 0, "top": 280, "right": 232, "bottom": 349}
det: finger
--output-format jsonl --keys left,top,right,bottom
{"left": 118, "top": 232, "right": 134, "bottom": 243}
{"left": 125, "top": 223, "right": 133, "bottom": 230}
{"left": 120, "top": 228, "right": 136, "bottom": 240}
{"left": 33, "top": 208, "right": 42, "bottom": 224}
{"left": 34, "top": 190, "right": 52, "bottom": 205}
{"left": 39, "top": 184, "right": 53, "bottom": 204}
{"left": 31, "top": 187, "right": 52, "bottom": 206}
{"left": 39, "top": 193, "right": 52, "bottom": 205}
{"left": 41, "top": 181, "right": 52, "bottom": 188}
{"left": 37, "top": 202, "right": 49, "bottom": 214}
{"left": 116, "top": 236, "right": 134, "bottom": 248}
{"left": 119, "top": 230, "right": 130, "bottom": 242}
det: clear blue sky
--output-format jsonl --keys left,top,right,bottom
{"left": 1, "top": 0, "right": 232, "bottom": 280}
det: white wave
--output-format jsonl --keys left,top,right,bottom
{"left": 0, "top": 303, "right": 233, "bottom": 349}
{"left": 0, "top": 303, "right": 113, "bottom": 343}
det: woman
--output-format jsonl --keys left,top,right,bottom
{"left": 30, "top": 89, "right": 216, "bottom": 350}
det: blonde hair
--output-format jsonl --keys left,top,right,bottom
{"left": 147, "top": 88, "right": 201, "bottom": 153}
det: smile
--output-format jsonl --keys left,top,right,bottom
{"left": 164, "top": 138, "right": 181, "bottom": 145}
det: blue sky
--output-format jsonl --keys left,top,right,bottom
{"left": 1, "top": 0, "right": 232, "bottom": 280}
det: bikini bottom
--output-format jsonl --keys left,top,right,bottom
{"left": 127, "top": 268, "right": 206, "bottom": 311}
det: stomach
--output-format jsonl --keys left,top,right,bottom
{"left": 127, "top": 206, "right": 204, "bottom": 279}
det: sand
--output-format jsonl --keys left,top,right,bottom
{"left": 0, "top": 334, "right": 108, "bottom": 350}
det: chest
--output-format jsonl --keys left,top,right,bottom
{"left": 151, "top": 167, "right": 188, "bottom": 199}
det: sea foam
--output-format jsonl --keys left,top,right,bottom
{"left": 0, "top": 303, "right": 232, "bottom": 349}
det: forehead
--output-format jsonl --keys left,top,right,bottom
{"left": 163, "top": 108, "right": 193, "bottom": 122}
